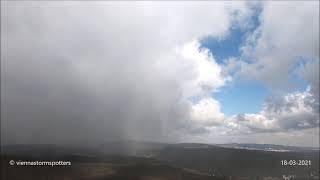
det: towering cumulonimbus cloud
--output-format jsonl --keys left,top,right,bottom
{"left": 1, "top": 1, "right": 319, "bottom": 147}
{"left": 1, "top": 1, "right": 248, "bottom": 145}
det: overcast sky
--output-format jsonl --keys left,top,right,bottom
{"left": 1, "top": 1, "right": 319, "bottom": 147}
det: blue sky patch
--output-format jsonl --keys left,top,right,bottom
{"left": 213, "top": 79, "right": 269, "bottom": 116}
{"left": 198, "top": 8, "right": 269, "bottom": 116}
{"left": 199, "top": 27, "right": 245, "bottom": 64}
{"left": 200, "top": 6, "right": 262, "bottom": 65}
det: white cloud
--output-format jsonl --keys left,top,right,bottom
{"left": 174, "top": 41, "right": 229, "bottom": 130}
{"left": 298, "top": 60, "right": 320, "bottom": 103}
{"left": 239, "top": 1, "right": 319, "bottom": 91}
{"left": 227, "top": 88, "right": 319, "bottom": 134}
{"left": 190, "top": 98, "right": 225, "bottom": 126}
{"left": 178, "top": 41, "right": 231, "bottom": 97}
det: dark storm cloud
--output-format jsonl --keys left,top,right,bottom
{"left": 1, "top": 1, "right": 242, "bottom": 145}
{"left": 1, "top": 3, "right": 180, "bottom": 145}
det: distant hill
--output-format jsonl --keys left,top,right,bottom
{"left": 215, "top": 143, "right": 320, "bottom": 152}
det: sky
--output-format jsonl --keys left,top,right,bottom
{"left": 1, "top": 1, "right": 319, "bottom": 147}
